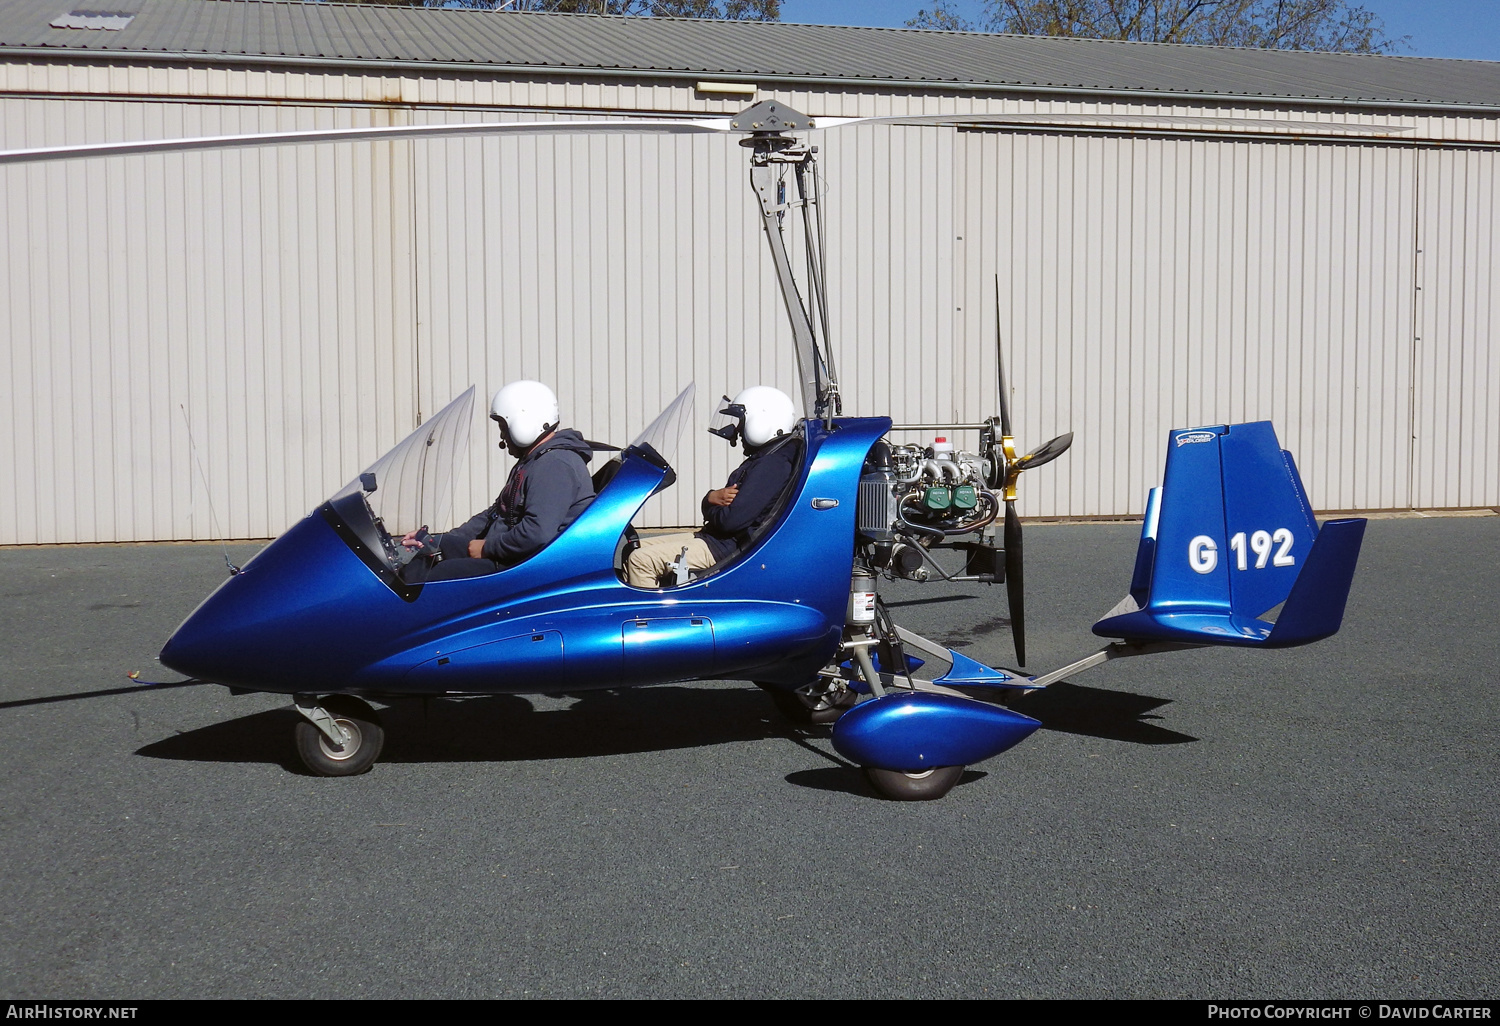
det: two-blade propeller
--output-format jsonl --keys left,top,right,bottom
{"left": 990, "top": 275, "right": 1072, "bottom": 668}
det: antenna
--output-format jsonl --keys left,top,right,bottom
{"left": 179, "top": 404, "right": 240, "bottom": 576}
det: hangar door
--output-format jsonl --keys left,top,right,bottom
{"left": 954, "top": 128, "right": 1433, "bottom": 517}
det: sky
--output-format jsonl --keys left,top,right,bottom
{"left": 777, "top": 1, "right": 1500, "bottom": 62}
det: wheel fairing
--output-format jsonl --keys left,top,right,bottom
{"left": 832, "top": 692, "right": 1041, "bottom": 771}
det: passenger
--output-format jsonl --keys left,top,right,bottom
{"left": 626, "top": 386, "right": 800, "bottom": 589}
{"left": 403, "top": 380, "right": 594, "bottom": 581}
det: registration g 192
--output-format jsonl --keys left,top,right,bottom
{"left": 1189, "top": 530, "right": 1297, "bottom": 573}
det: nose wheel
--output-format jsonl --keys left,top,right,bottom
{"left": 293, "top": 695, "right": 385, "bottom": 776}
{"left": 862, "top": 765, "right": 964, "bottom": 801}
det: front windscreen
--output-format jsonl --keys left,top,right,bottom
{"left": 330, "top": 387, "right": 476, "bottom": 536}
{"left": 629, "top": 382, "right": 696, "bottom": 466}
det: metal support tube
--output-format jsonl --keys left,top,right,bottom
{"left": 893, "top": 624, "right": 954, "bottom": 662}
{"left": 890, "top": 628, "right": 1204, "bottom": 691}
{"left": 749, "top": 158, "right": 824, "bottom": 418}
{"left": 851, "top": 644, "right": 887, "bottom": 699}
{"left": 890, "top": 423, "right": 992, "bottom": 432}
{"left": 1024, "top": 641, "right": 1206, "bottom": 689}
{"left": 294, "top": 695, "right": 352, "bottom": 747}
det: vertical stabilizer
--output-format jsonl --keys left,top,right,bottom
{"left": 1094, "top": 422, "right": 1363, "bottom": 648}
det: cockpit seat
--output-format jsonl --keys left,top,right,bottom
{"left": 666, "top": 433, "right": 806, "bottom": 587}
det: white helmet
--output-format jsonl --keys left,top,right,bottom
{"left": 490, "top": 380, "right": 559, "bottom": 450}
{"left": 717, "top": 385, "right": 796, "bottom": 450}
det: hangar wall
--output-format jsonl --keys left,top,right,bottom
{"left": 2, "top": 58, "right": 1497, "bottom": 544}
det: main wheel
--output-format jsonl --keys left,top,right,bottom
{"left": 862, "top": 765, "right": 964, "bottom": 801}
{"left": 758, "top": 681, "right": 859, "bottom": 725}
{"left": 295, "top": 696, "right": 385, "bottom": 777}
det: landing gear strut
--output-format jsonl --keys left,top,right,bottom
{"left": 294, "top": 695, "right": 385, "bottom": 776}
{"left": 758, "top": 680, "right": 859, "bottom": 725}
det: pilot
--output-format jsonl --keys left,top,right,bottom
{"left": 625, "top": 385, "right": 800, "bottom": 589}
{"left": 403, "top": 380, "right": 594, "bottom": 581}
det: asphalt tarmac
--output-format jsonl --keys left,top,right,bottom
{"left": 0, "top": 515, "right": 1495, "bottom": 999}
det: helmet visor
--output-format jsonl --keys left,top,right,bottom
{"left": 707, "top": 395, "right": 747, "bottom": 447}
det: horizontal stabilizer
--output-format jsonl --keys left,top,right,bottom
{"left": 932, "top": 648, "right": 1024, "bottom": 688}
{"left": 1093, "top": 421, "right": 1364, "bottom": 649}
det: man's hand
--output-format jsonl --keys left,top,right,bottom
{"left": 705, "top": 485, "right": 739, "bottom": 507}
{"left": 401, "top": 530, "right": 423, "bottom": 551}
{"left": 468, "top": 538, "right": 485, "bottom": 559}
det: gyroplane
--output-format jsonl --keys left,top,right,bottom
{"left": 2, "top": 100, "right": 1367, "bottom": 799}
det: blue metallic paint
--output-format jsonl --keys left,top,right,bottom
{"left": 1262, "top": 517, "right": 1366, "bottom": 646}
{"left": 1093, "top": 421, "right": 1366, "bottom": 648}
{"left": 932, "top": 648, "right": 1024, "bottom": 689}
{"left": 162, "top": 409, "right": 1364, "bottom": 783}
{"left": 832, "top": 692, "right": 1041, "bottom": 771}
{"left": 161, "top": 417, "right": 891, "bottom": 696}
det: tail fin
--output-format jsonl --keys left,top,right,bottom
{"left": 1094, "top": 422, "right": 1364, "bottom": 649}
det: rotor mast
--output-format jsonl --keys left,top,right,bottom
{"left": 732, "top": 101, "right": 839, "bottom": 421}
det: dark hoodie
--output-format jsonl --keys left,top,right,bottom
{"left": 448, "top": 428, "right": 595, "bottom": 567}
{"left": 697, "top": 433, "right": 802, "bottom": 562}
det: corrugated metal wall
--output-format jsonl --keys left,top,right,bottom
{"left": 2, "top": 67, "right": 1497, "bottom": 545}
{"left": 2, "top": 97, "right": 419, "bottom": 543}
{"left": 1414, "top": 148, "right": 1500, "bottom": 509}
{"left": 955, "top": 129, "right": 1422, "bottom": 516}
{"left": 407, "top": 112, "right": 808, "bottom": 531}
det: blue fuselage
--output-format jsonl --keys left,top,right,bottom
{"left": 160, "top": 418, "right": 889, "bottom": 697}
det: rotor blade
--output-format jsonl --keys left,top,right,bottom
{"left": 2, "top": 107, "right": 1417, "bottom": 167}
{"left": 0, "top": 116, "right": 732, "bottom": 166}
{"left": 816, "top": 111, "right": 1415, "bottom": 137}
{"left": 993, "top": 274, "right": 1012, "bottom": 438}
{"left": 1013, "top": 432, "right": 1074, "bottom": 473}
{"left": 1004, "top": 501, "right": 1026, "bottom": 668}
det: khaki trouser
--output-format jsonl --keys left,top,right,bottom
{"left": 626, "top": 533, "right": 718, "bottom": 588}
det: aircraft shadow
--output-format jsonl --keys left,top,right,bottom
{"left": 137, "top": 685, "right": 799, "bottom": 771}
{"left": 990, "top": 681, "right": 1197, "bottom": 745}
{"left": 134, "top": 680, "right": 1193, "bottom": 775}
{"left": 785, "top": 766, "right": 990, "bottom": 799}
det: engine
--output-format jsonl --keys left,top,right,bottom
{"left": 857, "top": 436, "right": 1002, "bottom": 579}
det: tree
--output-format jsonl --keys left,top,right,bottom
{"left": 907, "top": 1, "right": 1406, "bottom": 53}
{"left": 336, "top": 1, "right": 781, "bottom": 18}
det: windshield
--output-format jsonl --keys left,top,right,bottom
{"left": 322, "top": 384, "right": 697, "bottom": 592}
{"left": 330, "top": 387, "right": 476, "bottom": 536}
{"left": 629, "top": 382, "right": 696, "bottom": 465}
